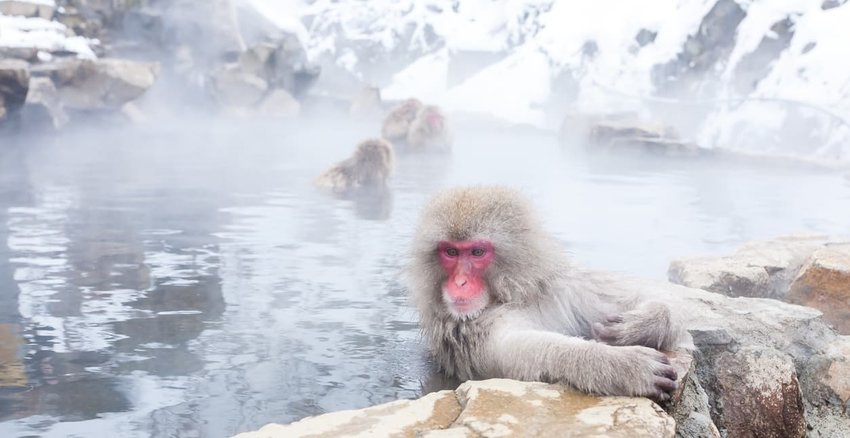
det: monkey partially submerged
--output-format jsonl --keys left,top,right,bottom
{"left": 406, "top": 105, "right": 452, "bottom": 151}
{"left": 408, "top": 186, "right": 686, "bottom": 401}
{"left": 381, "top": 98, "right": 423, "bottom": 143}
{"left": 315, "top": 138, "right": 394, "bottom": 194}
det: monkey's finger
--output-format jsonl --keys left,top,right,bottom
{"left": 651, "top": 390, "right": 671, "bottom": 402}
{"left": 654, "top": 354, "right": 671, "bottom": 365}
{"left": 605, "top": 314, "right": 624, "bottom": 324}
{"left": 591, "top": 323, "right": 615, "bottom": 341}
{"left": 654, "top": 377, "right": 678, "bottom": 393}
{"left": 655, "top": 364, "right": 678, "bottom": 381}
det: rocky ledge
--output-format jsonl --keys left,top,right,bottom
{"left": 0, "top": 0, "right": 319, "bottom": 133}
{"left": 234, "top": 272, "right": 850, "bottom": 437}
{"left": 235, "top": 378, "right": 676, "bottom": 438}
{"left": 670, "top": 234, "right": 850, "bottom": 334}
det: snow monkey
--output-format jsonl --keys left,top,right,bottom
{"left": 407, "top": 105, "right": 452, "bottom": 151}
{"left": 408, "top": 186, "right": 685, "bottom": 401}
{"left": 381, "top": 98, "right": 423, "bottom": 142}
{"left": 315, "top": 138, "right": 394, "bottom": 194}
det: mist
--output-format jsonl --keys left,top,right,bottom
{"left": 2, "top": 1, "right": 850, "bottom": 437}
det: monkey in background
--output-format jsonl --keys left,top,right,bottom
{"left": 408, "top": 186, "right": 686, "bottom": 401}
{"left": 381, "top": 98, "right": 423, "bottom": 142}
{"left": 315, "top": 138, "right": 394, "bottom": 194}
{"left": 406, "top": 105, "right": 452, "bottom": 151}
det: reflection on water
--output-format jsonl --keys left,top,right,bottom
{"left": 1, "top": 117, "right": 849, "bottom": 437}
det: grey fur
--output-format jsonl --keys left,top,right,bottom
{"left": 381, "top": 98, "right": 423, "bottom": 142}
{"left": 408, "top": 186, "right": 687, "bottom": 401}
{"left": 407, "top": 105, "right": 453, "bottom": 150}
{"left": 315, "top": 138, "right": 394, "bottom": 194}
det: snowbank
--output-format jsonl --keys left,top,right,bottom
{"left": 249, "top": 0, "right": 850, "bottom": 161}
{"left": 0, "top": 13, "right": 97, "bottom": 59}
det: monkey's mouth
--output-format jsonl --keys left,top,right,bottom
{"left": 443, "top": 294, "right": 489, "bottom": 318}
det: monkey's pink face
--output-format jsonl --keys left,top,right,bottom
{"left": 437, "top": 240, "right": 494, "bottom": 318}
{"left": 427, "top": 113, "right": 443, "bottom": 130}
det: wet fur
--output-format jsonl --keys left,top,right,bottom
{"left": 407, "top": 105, "right": 452, "bottom": 150}
{"left": 408, "top": 186, "right": 687, "bottom": 400}
{"left": 381, "top": 98, "right": 423, "bottom": 142}
{"left": 315, "top": 139, "right": 394, "bottom": 194}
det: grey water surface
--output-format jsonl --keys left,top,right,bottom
{"left": 0, "top": 117, "right": 848, "bottom": 437}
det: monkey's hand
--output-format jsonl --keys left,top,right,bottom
{"left": 491, "top": 329, "right": 678, "bottom": 402}
{"left": 593, "top": 345, "right": 679, "bottom": 402}
{"left": 591, "top": 302, "right": 682, "bottom": 351}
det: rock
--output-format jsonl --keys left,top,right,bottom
{"left": 667, "top": 351, "right": 722, "bottom": 438}
{"left": 653, "top": 0, "right": 746, "bottom": 95}
{"left": 163, "top": 0, "right": 246, "bottom": 60}
{"left": 589, "top": 119, "right": 674, "bottom": 143}
{"left": 788, "top": 244, "right": 850, "bottom": 333}
{"left": 822, "top": 0, "right": 848, "bottom": 10}
{"left": 821, "top": 336, "right": 850, "bottom": 409}
{"left": 208, "top": 64, "right": 268, "bottom": 108}
{"left": 669, "top": 235, "right": 832, "bottom": 299}
{"left": 0, "top": 59, "right": 31, "bottom": 124}
{"left": 33, "top": 58, "right": 159, "bottom": 110}
{"left": 714, "top": 347, "right": 806, "bottom": 438}
{"left": 628, "top": 276, "right": 849, "bottom": 435}
{"left": 236, "top": 37, "right": 321, "bottom": 97}
{"left": 256, "top": 89, "right": 299, "bottom": 118}
{"left": 21, "top": 76, "right": 68, "bottom": 130}
{"left": 607, "top": 136, "right": 703, "bottom": 157}
{"left": 0, "top": 47, "right": 40, "bottom": 63}
{"left": 233, "top": 389, "right": 461, "bottom": 438}
{"left": 235, "top": 379, "right": 676, "bottom": 438}
{"left": 237, "top": 43, "right": 277, "bottom": 79}
{"left": 0, "top": 0, "right": 55, "bottom": 19}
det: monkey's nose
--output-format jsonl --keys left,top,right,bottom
{"left": 454, "top": 276, "right": 468, "bottom": 287}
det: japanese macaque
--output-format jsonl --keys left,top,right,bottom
{"left": 315, "top": 138, "right": 394, "bottom": 194}
{"left": 381, "top": 98, "right": 423, "bottom": 142}
{"left": 408, "top": 186, "right": 686, "bottom": 401}
{"left": 407, "top": 105, "right": 452, "bottom": 150}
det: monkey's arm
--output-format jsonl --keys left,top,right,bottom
{"left": 486, "top": 324, "right": 678, "bottom": 400}
{"left": 590, "top": 301, "right": 686, "bottom": 351}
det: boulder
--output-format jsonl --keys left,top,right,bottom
{"left": 235, "top": 37, "right": 321, "bottom": 97}
{"left": 21, "top": 76, "right": 67, "bottom": 130}
{"left": 644, "top": 277, "right": 850, "bottom": 435}
{"left": 669, "top": 234, "right": 832, "bottom": 299}
{"left": 788, "top": 244, "right": 850, "bottom": 333}
{"left": 0, "top": 59, "right": 31, "bottom": 124}
{"left": 821, "top": 336, "right": 850, "bottom": 409}
{"left": 714, "top": 347, "right": 806, "bottom": 438}
{"left": 163, "top": 0, "right": 246, "bottom": 60}
{"left": 256, "top": 89, "right": 299, "bottom": 118}
{"left": 0, "top": 0, "right": 55, "bottom": 19}
{"left": 670, "top": 235, "right": 850, "bottom": 335}
{"left": 233, "top": 379, "right": 675, "bottom": 438}
{"left": 33, "top": 58, "right": 159, "bottom": 110}
{"left": 208, "top": 64, "right": 268, "bottom": 108}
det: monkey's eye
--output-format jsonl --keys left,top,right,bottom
{"left": 445, "top": 248, "right": 459, "bottom": 257}
{"left": 471, "top": 248, "right": 486, "bottom": 257}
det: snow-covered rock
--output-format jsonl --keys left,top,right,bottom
{"left": 0, "top": 0, "right": 55, "bottom": 20}
{"left": 251, "top": 0, "right": 850, "bottom": 162}
{"left": 0, "top": 12, "right": 97, "bottom": 59}
{"left": 0, "top": 59, "right": 30, "bottom": 123}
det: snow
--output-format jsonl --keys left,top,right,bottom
{"left": 247, "top": 0, "right": 850, "bottom": 160}
{"left": 0, "top": 13, "right": 97, "bottom": 58}
{"left": 0, "top": 0, "right": 56, "bottom": 5}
